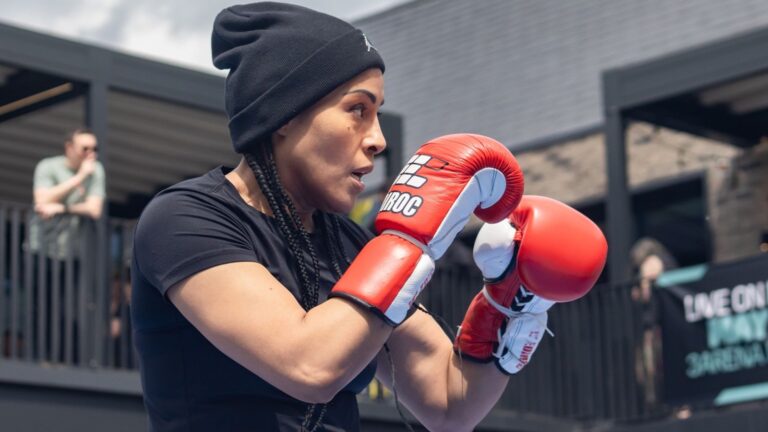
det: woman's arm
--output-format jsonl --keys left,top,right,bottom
{"left": 375, "top": 308, "right": 509, "bottom": 432}
{"left": 168, "top": 261, "right": 392, "bottom": 403}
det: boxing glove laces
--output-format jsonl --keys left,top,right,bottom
{"left": 455, "top": 195, "right": 608, "bottom": 373}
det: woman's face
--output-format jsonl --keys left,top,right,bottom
{"left": 273, "top": 68, "right": 386, "bottom": 214}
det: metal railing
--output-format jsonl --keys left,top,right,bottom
{"left": 1, "top": 200, "right": 666, "bottom": 423}
{"left": 0, "top": 202, "right": 136, "bottom": 370}
{"left": 421, "top": 265, "right": 666, "bottom": 422}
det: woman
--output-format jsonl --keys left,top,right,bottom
{"left": 131, "top": 3, "right": 523, "bottom": 431}
{"left": 630, "top": 237, "right": 678, "bottom": 408}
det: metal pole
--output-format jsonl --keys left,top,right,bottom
{"left": 86, "top": 48, "right": 111, "bottom": 367}
{"left": 604, "top": 74, "right": 635, "bottom": 285}
{"left": 380, "top": 113, "right": 404, "bottom": 180}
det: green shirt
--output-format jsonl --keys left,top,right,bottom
{"left": 28, "top": 155, "right": 106, "bottom": 259}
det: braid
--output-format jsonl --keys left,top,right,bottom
{"left": 274, "top": 169, "right": 321, "bottom": 307}
{"left": 331, "top": 214, "right": 352, "bottom": 267}
{"left": 243, "top": 145, "right": 318, "bottom": 310}
{"left": 321, "top": 212, "right": 351, "bottom": 279}
{"left": 244, "top": 143, "right": 330, "bottom": 430}
{"left": 244, "top": 149, "right": 412, "bottom": 432}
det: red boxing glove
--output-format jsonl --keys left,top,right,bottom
{"left": 332, "top": 134, "right": 524, "bottom": 325}
{"left": 455, "top": 196, "right": 607, "bottom": 373}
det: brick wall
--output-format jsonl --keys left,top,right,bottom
{"left": 708, "top": 140, "right": 768, "bottom": 261}
{"left": 516, "top": 123, "right": 768, "bottom": 262}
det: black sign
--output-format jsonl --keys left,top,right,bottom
{"left": 657, "top": 254, "right": 768, "bottom": 405}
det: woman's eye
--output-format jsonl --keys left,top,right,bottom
{"left": 351, "top": 104, "right": 365, "bottom": 116}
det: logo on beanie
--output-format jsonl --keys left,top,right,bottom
{"left": 362, "top": 33, "right": 375, "bottom": 52}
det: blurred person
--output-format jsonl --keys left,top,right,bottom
{"left": 109, "top": 227, "right": 133, "bottom": 341}
{"left": 631, "top": 237, "right": 677, "bottom": 304}
{"left": 30, "top": 128, "right": 105, "bottom": 257}
{"left": 630, "top": 237, "right": 678, "bottom": 408}
{"left": 131, "top": 3, "right": 606, "bottom": 431}
{"left": 28, "top": 128, "right": 105, "bottom": 363}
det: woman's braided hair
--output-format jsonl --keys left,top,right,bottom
{"left": 244, "top": 140, "right": 351, "bottom": 431}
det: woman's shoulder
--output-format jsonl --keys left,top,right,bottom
{"left": 158, "top": 167, "right": 230, "bottom": 197}
{"left": 143, "top": 167, "right": 236, "bottom": 213}
{"left": 136, "top": 167, "right": 251, "bottom": 234}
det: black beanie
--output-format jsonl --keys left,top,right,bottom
{"left": 212, "top": 2, "right": 386, "bottom": 153}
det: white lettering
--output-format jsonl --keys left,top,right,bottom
{"left": 731, "top": 283, "right": 765, "bottom": 313}
{"left": 392, "top": 194, "right": 410, "bottom": 213}
{"left": 379, "top": 191, "right": 423, "bottom": 217}
{"left": 380, "top": 192, "right": 398, "bottom": 211}
{"left": 712, "top": 288, "right": 731, "bottom": 317}
{"left": 684, "top": 280, "right": 768, "bottom": 322}
{"left": 402, "top": 196, "right": 423, "bottom": 217}
{"left": 684, "top": 294, "right": 697, "bottom": 322}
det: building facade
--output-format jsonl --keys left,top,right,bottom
{"left": 357, "top": 0, "right": 768, "bottom": 267}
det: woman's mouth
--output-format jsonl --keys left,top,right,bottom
{"left": 351, "top": 166, "right": 373, "bottom": 184}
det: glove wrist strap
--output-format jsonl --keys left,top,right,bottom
{"left": 381, "top": 229, "right": 433, "bottom": 259}
{"left": 481, "top": 286, "right": 517, "bottom": 316}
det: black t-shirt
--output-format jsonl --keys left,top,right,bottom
{"left": 131, "top": 167, "right": 377, "bottom": 432}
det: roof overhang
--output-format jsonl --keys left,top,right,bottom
{"left": 0, "top": 23, "right": 403, "bottom": 217}
{"left": 0, "top": 23, "right": 225, "bottom": 112}
{"left": 602, "top": 25, "right": 768, "bottom": 283}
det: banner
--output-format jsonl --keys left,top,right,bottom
{"left": 656, "top": 254, "right": 768, "bottom": 405}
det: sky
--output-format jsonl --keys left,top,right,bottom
{"left": 1, "top": 0, "right": 410, "bottom": 74}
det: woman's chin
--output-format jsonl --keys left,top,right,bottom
{"left": 325, "top": 194, "right": 357, "bottom": 215}
{"left": 330, "top": 202, "right": 354, "bottom": 215}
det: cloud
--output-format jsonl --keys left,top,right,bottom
{"left": 1, "top": 0, "right": 409, "bottom": 72}
{"left": 3, "top": 0, "right": 121, "bottom": 38}
{"left": 80, "top": 0, "right": 226, "bottom": 72}
{"left": 113, "top": 4, "right": 217, "bottom": 72}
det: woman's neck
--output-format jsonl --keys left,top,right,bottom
{"left": 227, "top": 158, "right": 315, "bottom": 231}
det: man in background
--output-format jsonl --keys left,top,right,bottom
{"left": 28, "top": 128, "right": 105, "bottom": 364}
{"left": 31, "top": 128, "right": 105, "bottom": 259}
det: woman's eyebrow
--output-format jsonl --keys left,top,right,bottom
{"left": 345, "top": 89, "right": 384, "bottom": 106}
